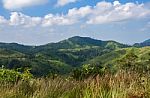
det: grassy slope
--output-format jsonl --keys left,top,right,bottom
{"left": 87, "top": 47, "right": 150, "bottom": 66}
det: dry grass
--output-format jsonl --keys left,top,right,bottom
{"left": 0, "top": 70, "right": 150, "bottom": 98}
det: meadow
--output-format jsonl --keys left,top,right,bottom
{"left": 0, "top": 69, "right": 150, "bottom": 98}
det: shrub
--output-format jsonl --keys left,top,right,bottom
{"left": 0, "top": 67, "right": 33, "bottom": 83}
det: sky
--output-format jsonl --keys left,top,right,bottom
{"left": 0, "top": 0, "right": 150, "bottom": 45}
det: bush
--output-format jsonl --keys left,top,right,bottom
{"left": 0, "top": 67, "right": 33, "bottom": 83}
{"left": 72, "top": 64, "right": 105, "bottom": 80}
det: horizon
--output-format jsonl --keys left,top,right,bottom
{"left": 0, "top": 35, "right": 148, "bottom": 46}
{"left": 0, "top": 0, "right": 150, "bottom": 45}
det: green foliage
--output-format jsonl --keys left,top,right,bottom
{"left": 0, "top": 37, "right": 149, "bottom": 77}
{"left": 115, "top": 48, "right": 150, "bottom": 73}
{"left": 22, "top": 68, "right": 33, "bottom": 80}
{"left": 0, "top": 67, "right": 33, "bottom": 83}
{"left": 117, "top": 49, "right": 138, "bottom": 70}
{"left": 1, "top": 70, "right": 150, "bottom": 98}
{"left": 72, "top": 64, "right": 105, "bottom": 80}
{"left": 0, "top": 67, "right": 22, "bottom": 82}
{"left": 87, "top": 49, "right": 127, "bottom": 66}
{"left": 0, "top": 37, "right": 149, "bottom": 97}
{"left": 0, "top": 36, "right": 129, "bottom": 76}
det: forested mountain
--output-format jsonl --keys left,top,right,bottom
{"left": 134, "top": 39, "right": 150, "bottom": 47}
{"left": 0, "top": 36, "right": 149, "bottom": 76}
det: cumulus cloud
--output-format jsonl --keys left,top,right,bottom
{"left": 2, "top": 0, "right": 48, "bottom": 10}
{"left": 113, "top": 1, "right": 120, "bottom": 6}
{"left": 42, "top": 14, "right": 77, "bottom": 26}
{"left": 68, "top": 6, "right": 92, "bottom": 18}
{"left": 0, "top": 1, "right": 150, "bottom": 27}
{"left": 86, "top": 1, "right": 150, "bottom": 24}
{"left": 58, "top": 0, "right": 150, "bottom": 25}
{"left": 9, "top": 12, "right": 42, "bottom": 27}
{"left": 0, "top": 12, "right": 76, "bottom": 27}
{"left": 56, "top": 0, "right": 77, "bottom": 7}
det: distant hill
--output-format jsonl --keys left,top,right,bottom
{"left": 0, "top": 42, "right": 33, "bottom": 54}
{"left": 0, "top": 36, "right": 149, "bottom": 76}
{"left": 36, "top": 36, "right": 128, "bottom": 50}
{"left": 33, "top": 36, "right": 129, "bottom": 66}
{"left": 134, "top": 39, "right": 150, "bottom": 47}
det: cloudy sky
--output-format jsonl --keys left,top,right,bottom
{"left": 0, "top": 0, "right": 150, "bottom": 45}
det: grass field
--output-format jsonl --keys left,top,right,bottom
{"left": 0, "top": 70, "right": 150, "bottom": 98}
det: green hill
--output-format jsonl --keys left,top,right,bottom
{"left": 87, "top": 47, "right": 150, "bottom": 70}
{"left": 32, "top": 36, "right": 129, "bottom": 67}
{"left": 0, "top": 36, "right": 149, "bottom": 76}
{"left": 134, "top": 39, "right": 150, "bottom": 47}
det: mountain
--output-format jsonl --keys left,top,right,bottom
{"left": 144, "top": 39, "right": 150, "bottom": 43}
{"left": 134, "top": 39, "right": 150, "bottom": 47}
{"left": 0, "top": 42, "right": 33, "bottom": 54}
{"left": 0, "top": 36, "right": 148, "bottom": 76}
{"left": 35, "top": 36, "right": 128, "bottom": 50}
{"left": 33, "top": 36, "right": 129, "bottom": 67}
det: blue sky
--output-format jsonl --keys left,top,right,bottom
{"left": 0, "top": 0, "right": 150, "bottom": 45}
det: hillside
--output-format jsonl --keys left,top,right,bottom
{"left": 87, "top": 47, "right": 150, "bottom": 68}
{"left": 33, "top": 36, "right": 129, "bottom": 66}
{"left": 0, "top": 36, "right": 149, "bottom": 76}
{"left": 134, "top": 39, "right": 150, "bottom": 47}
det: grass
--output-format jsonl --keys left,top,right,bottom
{"left": 0, "top": 70, "right": 150, "bottom": 98}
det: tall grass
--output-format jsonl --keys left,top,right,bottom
{"left": 0, "top": 70, "right": 150, "bottom": 98}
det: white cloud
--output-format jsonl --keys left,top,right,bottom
{"left": 56, "top": 0, "right": 77, "bottom": 7}
{"left": 42, "top": 14, "right": 77, "bottom": 26}
{"left": 2, "top": 0, "right": 48, "bottom": 10}
{"left": 0, "top": 12, "right": 76, "bottom": 27}
{"left": 87, "top": 1, "right": 150, "bottom": 24}
{"left": 113, "top": 1, "right": 120, "bottom": 6}
{"left": 68, "top": 6, "right": 92, "bottom": 18}
{"left": 9, "top": 12, "right": 42, "bottom": 27}
{"left": 0, "top": 1, "right": 150, "bottom": 27}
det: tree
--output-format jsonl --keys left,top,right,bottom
{"left": 72, "top": 64, "right": 105, "bottom": 80}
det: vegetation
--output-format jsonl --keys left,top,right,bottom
{"left": 0, "top": 36, "right": 150, "bottom": 98}
{"left": 134, "top": 39, "right": 150, "bottom": 47}
{"left": 0, "top": 69, "right": 150, "bottom": 98}
{"left": 0, "top": 67, "right": 33, "bottom": 83}
{"left": 0, "top": 36, "right": 130, "bottom": 76}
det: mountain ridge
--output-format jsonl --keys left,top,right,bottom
{"left": 134, "top": 39, "right": 150, "bottom": 47}
{"left": 0, "top": 36, "right": 149, "bottom": 48}
{"left": 0, "top": 36, "right": 149, "bottom": 76}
